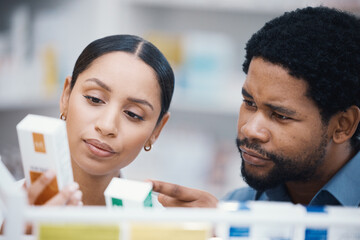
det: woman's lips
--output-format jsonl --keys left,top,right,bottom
{"left": 240, "top": 148, "right": 271, "bottom": 166}
{"left": 84, "top": 139, "right": 116, "bottom": 158}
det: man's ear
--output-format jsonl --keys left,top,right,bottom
{"left": 332, "top": 105, "right": 360, "bottom": 144}
{"left": 59, "top": 76, "right": 72, "bottom": 117}
{"left": 147, "top": 112, "right": 171, "bottom": 146}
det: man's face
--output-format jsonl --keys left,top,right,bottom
{"left": 237, "top": 57, "right": 330, "bottom": 191}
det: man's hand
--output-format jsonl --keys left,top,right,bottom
{"left": 150, "top": 180, "right": 218, "bottom": 208}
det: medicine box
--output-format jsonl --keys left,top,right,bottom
{"left": 104, "top": 178, "right": 153, "bottom": 208}
{"left": 16, "top": 114, "right": 73, "bottom": 205}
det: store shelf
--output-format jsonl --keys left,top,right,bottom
{"left": 171, "top": 93, "right": 240, "bottom": 117}
{"left": 0, "top": 94, "right": 238, "bottom": 117}
{"left": 0, "top": 97, "right": 59, "bottom": 111}
{"left": 129, "top": 0, "right": 339, "bottom": 14}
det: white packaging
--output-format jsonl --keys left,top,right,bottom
{"left": 16, "top": 114, "right": 73, "bottom": 204}
{"left": 104, "top": 178, "right": 153, "bottom": 208}
{"left": 216, "top": 201, "right": 304, "bottom": 240}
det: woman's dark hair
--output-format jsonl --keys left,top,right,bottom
{"left": 71, "top": 34, "right": 174, "bottom": 123}
{"left": 243, "top": 7, "right": 360, "bottom": 150}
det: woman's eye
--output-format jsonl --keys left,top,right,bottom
{"left": 83, "top": 95, "right": 104, "bottom": 104}
{"left": 243, "top": 99, "right": 256, "bottom": 108}
{"left": 124, "top": 110, "right": 144, "bottom": 121}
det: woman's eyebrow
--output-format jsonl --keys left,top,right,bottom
{"left": 85, "top": 78, "right": 111, "bottom": 92}
{"left": 127, "top": 97, "right": 154, "bottom": 111}
{"left": 84, "top": 78, "right": 154, "bottom": 110}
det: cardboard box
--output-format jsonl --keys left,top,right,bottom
{"left": 16, "top": 114, "right": 73, "bottom": 205}
{"left": 104, "top": 178, "right": 153, "bottom": 208}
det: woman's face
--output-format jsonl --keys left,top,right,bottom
{"left": 60, "top": 52, "right": 168, "bottom": 176}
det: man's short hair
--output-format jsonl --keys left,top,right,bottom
{"left": 243, "top": 6, "right": 360, "bottom": 150}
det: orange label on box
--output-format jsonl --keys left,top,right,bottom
{"left": 30, "top": 170, "right": 59, "bottom": 205}
{"left": 33, "top": 132, "right": 46, "bottom": 153}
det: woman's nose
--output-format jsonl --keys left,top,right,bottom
{"left": 95, "top": 107, "right": 119, "bottom": 137}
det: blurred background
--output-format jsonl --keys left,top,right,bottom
{"left": 1, "top": 0, "right": 360, "bottom": 198}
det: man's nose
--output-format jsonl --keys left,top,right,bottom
{"left": 239, "top": 112, "right": 270, "bottom": 143}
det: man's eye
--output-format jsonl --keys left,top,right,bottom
{"left": 243, "top": 99, "right": 256, "bottom": 108}
{"left": 124, "top": 110, "right": 144, "bottom": 121}
{"left": 273, "top": 112, "right": 291, "bottom": 120}
{"left": 83, "top": 95, "right": 104, "bottom": 104}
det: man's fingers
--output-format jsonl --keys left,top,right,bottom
{"left": 151, "top": 180, "right": 197, "bottom": 201}
{"left": 152, "top": 180, "right": 219, "bottom": 208}
{"left": 157, "top": 193, "right": 175, "bottom": 207}
{"left": 157, "top": 194, "right": 189, "bottom": 207}
{"left": 151, "top": 180, "right": 204, "bottom": 202}
{"left": 157, "top": 193, "right": 218, "bottom": 208}
{"left": 27, "top": 170, "right": 56, "bottom": 204}
{"left": 45, "top": 183, "right": 80, "bottom": 206}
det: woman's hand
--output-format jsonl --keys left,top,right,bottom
{"left": 25, "top": 170, "right": 83, "bottom": 206}
{"left": 150, "top": 180, "right": 218, "bottom": 208}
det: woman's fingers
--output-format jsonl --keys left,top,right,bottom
{"left": 67, "top": 189, "right": 83, "bottom": 206}
{"left": 27, "top": 170, "right": 56, "bottom": 205}
{"left": 45, "top": 183, "right": 81, "bottom": 206}
{"left": 25, "top": 170, "right": 83, "bottom": 206}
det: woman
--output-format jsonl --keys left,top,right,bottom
{"left": 26, "top": 34, "right": 175, "bottom": 206}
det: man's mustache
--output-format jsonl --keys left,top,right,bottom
{"left": 236, "top": 138, "right": 274, "bottom": 162}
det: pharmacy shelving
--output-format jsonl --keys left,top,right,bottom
{"left": 1, "top": 0, "right": 360, "bottom": 114}
{"left": 128, "top": 0, "right": 360, "bottom": 14}
{"left": 0, "top": 0, "right": 322, "bottom": 113}
{"left": 128, "top": 0, "right": 318, "bottom": 13}
{"left": 2, "top": 0, "right": 360, "bottom": 199}
{"left": 1, "top": 160, "right": 360, "bottom": 240}
{"left": 0, "top": 97, "right": 59, "bottom": 111}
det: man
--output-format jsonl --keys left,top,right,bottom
{"left": 151, "top": 6, "right": 360, "bottom": 207}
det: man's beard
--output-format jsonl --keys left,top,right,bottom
{"left": 236, "top": 135, "right": 328, "bottom": 192}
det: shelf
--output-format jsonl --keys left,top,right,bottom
{"left": 0, "top": 97, "right": 59, "bottom": 111}
{"left": 0, "top": 93, "right": 239, "bottom": 116}
{"left": 170, "top": 93, "right": 240, "bottom": 117}
{"left": 129, "top": 0, "right": 332, "bottom": 14}
{"left": 129, "top": 0, "right": 360, "bottom": 15}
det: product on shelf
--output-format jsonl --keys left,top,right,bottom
{"left": 104, "top": 177, "right": 153, "bottom": 208}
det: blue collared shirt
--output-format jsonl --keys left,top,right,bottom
{"left": 223, "top": 151, "right": 360, "bottom": 207}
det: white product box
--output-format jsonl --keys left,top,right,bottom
{"left": 104, "top": 178, "right": 153, "bottom": 208}
{"left": 16, "top": 114, "right": 73, "bottom": 205}
{"left": 216, "top": 201, "right": 304, "bottom": 240}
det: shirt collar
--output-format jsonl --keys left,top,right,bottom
{"left": 263, "top": 184, "right": 291, "bottom": 202}
{"left": 316, "top": 150, "right": 360, "bottom": 207}
{"left": 262, "top": 151, "right": 360, "bottom": 206}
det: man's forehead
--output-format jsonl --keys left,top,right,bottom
{"left": 242, "top": 58, "right": 323, "bottom": 119}
{"left": 245, "top": 58, "right": 309, "bottom": 101}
